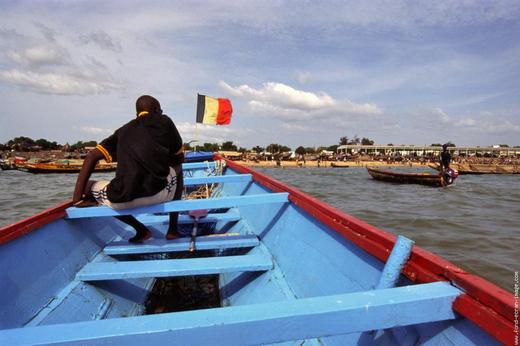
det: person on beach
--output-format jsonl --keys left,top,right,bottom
{"left": 72, "top": 95, "right": 184, "bottom": 242}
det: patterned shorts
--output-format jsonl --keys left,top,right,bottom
{"left": 91, "top": 167, "right": 177, "bottom": 210}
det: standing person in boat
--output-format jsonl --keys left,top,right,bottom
{"left": 439, "top": 144, "right": 451, "bottom": 172}
{"left": 72, "top": 95, "right": 184, "bottom": 242}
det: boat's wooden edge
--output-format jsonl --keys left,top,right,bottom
{"left": 0, "top": 200, "right": 72, "bottom": 244}
{"left": 221, "top": 155, "right": 514, "bottom": 344}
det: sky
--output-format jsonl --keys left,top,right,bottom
{"left": 0, "top": 0, "right": 519, "bottom": 149}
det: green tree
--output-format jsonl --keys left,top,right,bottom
{"left": 327, "top": 145, "right": 339, "bottom": 152}
{"left": 7, "top": 136, "right": 36, "bottom": 151}
{"left": 251, "top": 146, "right": 264, "bottom": 153}
{"left": 361, "top": 137, "right": 374, "bottom": 145}
{"left": 304, "top": 147, "right": 316, "bottom": 154}
{"left": 295, "top": 146, "right": 306, "bottom": 155}
{"left": 202, "top": 142, "right": 220, "bottom": 152}
{"left": 266, "top": 143, "right": 290, "bottom": 153}
{"left": 221, "top": 141, "right": 237, "bottom": 151}
{"left": 339, "top": 136, "right": 349, "bottom": 145}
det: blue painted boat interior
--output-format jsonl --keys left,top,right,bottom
{"left": 0, "top": 161, "right": 499, "bottom": 345}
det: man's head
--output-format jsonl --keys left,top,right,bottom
{"left": 136, "top": 95, "right": 162, "bottom": 116}
{"left": 442, "top": 144, "right": 448, "bottom": 150}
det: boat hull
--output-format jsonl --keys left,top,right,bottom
{"left": 367, "top": 167, "right": 446, "bottom": 187}
{"left": 0, "top": 158, "right": 513, "bottom": 345}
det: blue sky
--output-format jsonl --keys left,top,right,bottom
{"left": 0, "top": 0, "right": 519, "bottom": 149}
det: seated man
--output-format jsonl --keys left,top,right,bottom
{"left": 72, "top": 95, "right": 184, "bottom": 242}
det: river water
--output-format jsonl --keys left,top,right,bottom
{"left": 0, "top": 167, "right": 518, "bottom": 291}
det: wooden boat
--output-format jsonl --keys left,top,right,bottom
{"left": 367, "top": 167, "right": 450, "bottom": 187}
{"left": 18, "top": 162, "right": 117, "bottom": 174}
{"left": 0, "top": 160, "right": 17, "bottom": 170}
{"left": 330, "top": 162, "right": 349, "bottom": 168}
{"left": 0, "top": 157, "right": 513, "bottom": 345}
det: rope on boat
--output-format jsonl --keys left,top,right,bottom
{"left": 184, "top": 160, "right": 225, "bottom": 200}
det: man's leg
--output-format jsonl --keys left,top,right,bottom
{"left": 166, "top": 166, "right": 184, "bottom": 240}
{"left": 116, "top": 215, "right": 152, "bottom": 243}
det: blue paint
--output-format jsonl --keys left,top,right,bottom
{"left": 135, "top": 208, "right": 242, "bottom": 226}
{"left": 181, "top": 161, "right": 217, "bottom": 170}
{"left": 184, "top": 173, "right": 251, "bottom": 186}
{"left": 104, "top": 234, "right": 259, "bottom": 255}
{"left": 0, "top": 283, "right": 460, "bottom": 345}
{"left": 66, "top": 193, "right": 289, "bottom": 218}
{"left": 376, "top": 235, "right": 415, "bottom": 290}
{"left": 77, "top": 252, "right": 273, "bottom": 281}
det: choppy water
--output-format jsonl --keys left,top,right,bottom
{"left": 1, "top": 167, "right": 518, "bottom": 291}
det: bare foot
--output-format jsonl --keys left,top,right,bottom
{"left": 129, "top": 229, "right": 152, "bottom": 243}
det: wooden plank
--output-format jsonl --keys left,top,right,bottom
{"left": 77, "top": 252, "right": 272, "bottom": 281}
{"left": 182, "top": 161, "right": 217, "bottom": 170}
{"left": 0, "top": 282, "right": 461, "bottom": 345}
{"left": 135, "top": 209, "right": 241, "bottom": 225}
{"left": 104, "top": 234, "right": 259, "bottom": 255}
{"left": 65, "top": 193, "right": 289, "bottom": 218}
{"left": 184, "top": 174, "right": 251, "bottom": 186}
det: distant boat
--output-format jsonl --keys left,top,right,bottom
{"left": 0, "top": 160, "right": 17, "bottom": 171}
{"left": 18, "top": 162, "right": 116, "bottom": 174}
{"left": 367, "top": 167, "right": 454, "bottom": 187}
{"left": 330, "top": 162, "right": 349, "bottom": 168}
{"left": 0, "top": 156, "right": 511, "bottom": 345}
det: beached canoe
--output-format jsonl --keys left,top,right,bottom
{"left": 0, "top": 157, "right": 513, "bottom": 345}
{"left": 367, "top": 167, "right": 452, "bottom": 187}
{"left": 17, "top": 162, "right": 117, "bottom": 174}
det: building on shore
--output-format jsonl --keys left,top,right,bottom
{"left": 336, "top": 145, "right": 520, "bottom": 158}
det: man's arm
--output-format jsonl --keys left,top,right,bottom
{"left": 72, "top": 149, "right": 105, "bottom": 204}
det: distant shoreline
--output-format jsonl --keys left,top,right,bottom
{"left": 234, "top": 160, "right": 427, "bottom": 168}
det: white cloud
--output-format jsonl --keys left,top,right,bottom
{"left": 6, "top": 46, "right": 69, "bottom": 67}
{"left": 79, "top": 126, "right": 113, "bottom": 135}
{"left": 434, "top": 108, "right": 520, "bottom": 134}
{"left": 0, "top": 69, "right": 120, "bottom": 95}
{"left": 219, "top": 81, "right": 382, "bottom": 122}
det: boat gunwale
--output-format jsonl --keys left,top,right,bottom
{"left": 0, "top": 156, "right": 514, "bottom": 343}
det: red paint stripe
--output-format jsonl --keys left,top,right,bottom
{"left": 0, "top": 200, "right": 72, "bottom": 244}
{"left": 453, "top": 294, "right": 513, "bottom": 345}
{"left": 216, "top": 98, "right": 232, "bottom": 125}
{"left": 221, "top": 157, "right": 515, "bottom": 342}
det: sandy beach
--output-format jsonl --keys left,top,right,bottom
{"left": 233, "top": 159, "right": 428, "bottom": 168}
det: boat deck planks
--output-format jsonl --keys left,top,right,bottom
{"left": 65, "top": 192, "right": 289, "bottom": 218}
{"left": 77, "top": 251, "right": 273, "bottom": 281}
{"left": 0, "top": 282, "right": 461, "bottom": 345}
{"left": 104, "top": 234, "right": 259, "bottom": 255}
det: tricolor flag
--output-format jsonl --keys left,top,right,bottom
{"left": 196, "top": 94, "right": 233, "bottom": 125}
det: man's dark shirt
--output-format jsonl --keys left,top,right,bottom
{"left": 97, "top": 112, "right": 183, "bottom": 203}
